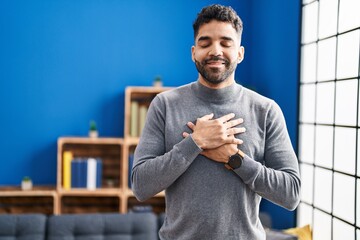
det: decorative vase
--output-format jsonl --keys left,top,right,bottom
{"left": 21, "top": 179, "right": 33, "bottom": 190}
{"left": 89, "top": 130, "right": 98, "bottom": 138}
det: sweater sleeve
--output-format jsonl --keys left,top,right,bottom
{"left": 235, "top": 101, "right": 301, "bottom": 210}
{"left": 131, "top": 96, "right": 202, "bottom": 201}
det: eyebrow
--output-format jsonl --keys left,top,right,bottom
{"left": 197, "top": 36, "right": 235, "bottom": 42}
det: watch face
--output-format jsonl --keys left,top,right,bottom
{"left": 229, "top": 154, "right": 242, "bottom": 169}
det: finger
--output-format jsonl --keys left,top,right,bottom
{"left": 225, "top": 118, "right": 244, "bottom": 129}
{"left": 224, "top": 137, "right": 243, "bottom": 145}
{"left": 216, "top": 113, "right": 235, "bottom": 123}
{"left": 182, "top": 132, "right": 190, "bottom": 138}
{"left": 227, "top": 127, "right": 246, "bottom": 135}
{"left": 198, "top": 113, "right": 214, "bottom": 121}
{"left": 187, "top": 122, "right": 195, "bottom": 130}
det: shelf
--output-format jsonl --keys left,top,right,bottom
{"left": 0, "top": 186, "right": 58, "bottom": 215}
{"left": 58, "top": 188, "right": 122, "bottom": 196}
{"left": 57, "top": 137, "right": 124, "bottom": 191}
{"left": 124, "top": 86, "right": 172, "bottom": 139}
{"left": 124, "top": 188, "right": 165, "bottom": 198}
{"left": 60, "top": 195, "right": 121, "bottom": 214}
{"left": 127, "top": 196, "right": 165, "bottom": 215}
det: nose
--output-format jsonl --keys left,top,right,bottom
{"left": 208, "top": 43, "right": 223, "bottom": 56}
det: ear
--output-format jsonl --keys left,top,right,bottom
{"left": 191, "top": 45, "right": 196, "bottom": 62}
{"left": 237, "top": 46, "right": 245, "bottom": 63}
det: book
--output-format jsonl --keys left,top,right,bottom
{"left": 63, "top": 151, "right": 73, "bottom": 189}
{"left": 87, "top": 158, "right": 97, "bottom": 190}
{"left": 71, "top": 158, "right": 82, "bottom": 188}
{"left": 128, "top": 154, "right": 134, "bottom": 188}
{"left": 138, "top": 105, "right": 148, "bottom": 136}
{"left": 86, "top": 158, "right": 103, "bottom": 190}
{"left": 96, "top": 159, "right": 102, "bottom": 188}
{"left": 79, "top": 160, "right": 87, "bottom": 188}
{"left": 130, "top": 101, "right": 139, "bottom": 137}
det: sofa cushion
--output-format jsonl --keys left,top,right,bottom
{"left": 0, "top": 214, "right": 46, "bottom": 240}
{"left": 47, "top": 212, "right": 158, "bottom": 240}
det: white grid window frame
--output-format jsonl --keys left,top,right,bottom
{"left": 298, "top": 0, "right": 360, "bottom": 239}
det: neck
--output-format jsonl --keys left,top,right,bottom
{"left": 198, "top": 75, "right": 236, "bottom": 89}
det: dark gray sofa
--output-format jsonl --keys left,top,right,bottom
{"left": 0, "top": 212, "right": 297, "bottom": 240}
{"left": 0, "top": 214, "right": 47, "bottom": 240}
{"left": 0, "top": 213, "right": 158, "bottom": 240}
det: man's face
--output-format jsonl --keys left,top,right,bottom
{"left": 192, "top": 20, "right": 244, "bottom": 87}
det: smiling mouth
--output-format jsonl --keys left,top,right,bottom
{"left": 206, "top": 61, "right": 225, "bottom": 65}
{"left": 204, "top": 57, "right": 228, "bottom": 67}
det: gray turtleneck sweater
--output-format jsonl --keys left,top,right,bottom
{"left": 131, "top": 81, "right": 300, "bottom": 240}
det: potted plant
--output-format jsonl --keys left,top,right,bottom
{"left": 153, "top": 75, "right": 163, "bottom": 87}
{"left": 89, "top": 120, "right": 98, "bottom": 138}
{"left": 21, "top": 176, "right": 33, "bottom": 190}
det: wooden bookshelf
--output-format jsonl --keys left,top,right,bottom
{"left": 124, "top": 86, "right": 172, "bottom": 140}
{"left": 0, "top": 86, "right": 171, "bottom": 215}
{"left": 123, "top": 86, "right": 171, "bottom": 213}
{"left": 57, "top": 137, "right": 124, "bottom": 191}
{"left": 56, "top": 137, "right": 124, "bottom": 214}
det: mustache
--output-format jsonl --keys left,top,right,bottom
{"left": 204, "top": 56, "right": 229, "bottom": 64}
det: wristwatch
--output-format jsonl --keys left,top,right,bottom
{"left": 225, "top": 150, "right": 244, "bottom": 170}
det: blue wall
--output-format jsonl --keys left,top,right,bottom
{"left": 0, "top": 0, "right": 300, "bottom": 229}
{"left": 246, "top": 0, "right": 302, "bottom": 229}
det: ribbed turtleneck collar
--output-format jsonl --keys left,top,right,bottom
{"left": 191, "top": 80, "right": 241, "bottom": 103}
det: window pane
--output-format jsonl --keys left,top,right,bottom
{"left": 297, "top": 203, "right": 313, "bottom": 227}
{"left": 319, "top": 0, "right": 338, "bottom": 39}
{"left": 300, "top": 164, "right": 314, "bottom": 203}
{"left": 301, "top": 43, "right": 317, "bottom": 83}
{"left": 317, "top": 37, "right": 336, "bottom": 82}
{"left": 333, "top": 218, "right": 355, "bottom": 240}
{"left": 300, "top": 84, "right": 316, "bottom": 123}
{"left": 333, "top": 173, "right": 355, "bottom": 223}
{"left": 334, "top": 127, "right": 356, "bottom": 175}
{"left": 314, "top": 167, "right": 332, "bottom": 212}
{"left": 336, "top": 30, "right": 360, "bottom": 79}
{"left": 316, "top": 82, "right": 334, "bottom": 124}
{"left": 313, "top": 209, "right": 332, "bottom": 240}
{"left": 338, "top": 0, "right": 360, "bottom": 33}
{"left": 299, "top": 124, "right": 315, "bottom": 164}
{"left": 335, "top": 79, "right": 358, "bottom": 126}
{"left": 303, "top": 0, "right": 313, "bottom": 4}
{"left": 315, "top": 125, "right": 333, "bottom": 168}
{"left": 302, "top": 2, "right": 319, "bottom": 44}
{"left": 357, "top": 179, "right": 360, "bottom": 227}
{"left": 358, "top": 130, "right": 360, "bottom": 176}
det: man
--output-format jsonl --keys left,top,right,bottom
{"left": 132, "top": 4, "right": 300, "bottom": 240}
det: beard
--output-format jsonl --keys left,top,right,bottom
{"left": 194, "top": 56, "right": 237, "bottom": 85}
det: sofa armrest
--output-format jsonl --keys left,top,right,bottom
{"left": 47, "top": 212, "right": 158, "bottom": 240}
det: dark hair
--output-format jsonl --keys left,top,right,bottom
{"left": 193, "top": 4, "right": 243, "bottom": 39}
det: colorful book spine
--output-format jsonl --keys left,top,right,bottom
{"left": 79, "top": 160, "right": 87, "bottom": 188}
{"left": 87, "top": 158, "right": 97, "bottom": 190}
{"left": 138, "top": 105, "right": 148, "bottom": 136}
{"left": 71, "top": 158, "right": 82, "bottom": 188}
{"left": 63, "top": 151, "right": 73, "bottom": 189}
{"left": 71, "top": 158, "right": 103, "bottom": 189}
{"left": 130, "top": 101, "right": 139, "bottom": 137}
{"left": 128, "top": 154, "right": 134, "bottom": 188}
{"left": 96, "top": 159, "right": 102, "bottom": 188}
